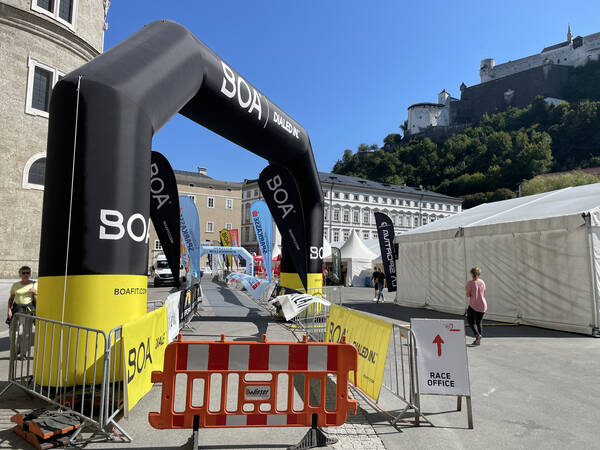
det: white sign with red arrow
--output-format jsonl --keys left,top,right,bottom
{"left": 410, "top": 318, "right": 471, "bottom": 396}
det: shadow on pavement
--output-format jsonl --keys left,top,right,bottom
{"left": 345, "top": 302, "right": 584, "bottom": 338}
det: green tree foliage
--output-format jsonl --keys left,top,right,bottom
{"left": 520, "top": 171, "right": 600, "bottom": 196}
{"left": 332, "top": 95, "right": 600, "bottom": 209}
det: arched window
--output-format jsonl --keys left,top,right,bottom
{"left": 23, "top": 153, "right": 46, "bottom": 190}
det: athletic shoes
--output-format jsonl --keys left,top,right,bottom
{"left": 372, "top": 298, "right": 378, "bottom": 302}
{"left": 472, "top": 335, "right": 481, "bottom": 345}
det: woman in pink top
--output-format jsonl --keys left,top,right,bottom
{"left": 465, "top": 267, "right": 487, "bottom": 345}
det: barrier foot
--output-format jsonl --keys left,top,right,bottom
{"left": 192, "top": 415, "right": 200, "bottom": 450}
{"left": 287, "top": 414, "right": 337, "bottom": 450}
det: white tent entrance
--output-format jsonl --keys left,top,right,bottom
{"left": 394, "top": 183, "right": 600, "bottom": 336}
{"left": 340, "top": 230, "right": 377, "bottom": 286}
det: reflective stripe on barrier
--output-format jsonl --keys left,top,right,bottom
{"left": 148, "top": 334, "right": 358, "bottom": 429}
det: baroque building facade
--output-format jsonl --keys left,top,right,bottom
{"left": 0, "top": 0, "right": 109, "bottom": 277}
{"left": 241, "top": 172, "right": 462, "bottom": 254}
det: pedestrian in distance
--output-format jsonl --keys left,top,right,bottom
{"left": 372, "top": 268, "right": 380, "bottom": 301}
{"left": 372, "top": 267, "right": 386, "bottom": 303}
{"left": 7, "top": 266, "right": 37, "bottom": 357}
{"left": 466, "top": 267, "right": 487, "bottom": 345}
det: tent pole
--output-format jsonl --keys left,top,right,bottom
{"left": 585, "top": 214, "right": 600, "bottom": 337}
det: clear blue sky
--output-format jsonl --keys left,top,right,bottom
{"left": 105, "top": 0, "right": 599, "bottom": 182}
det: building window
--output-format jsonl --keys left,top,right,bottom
{"left": 324, "top": 207, "right": 329, "bottom": 220}
{"left": 22, "top": 153, "right": 46, "bottom": 190}
{"left": 323, "top": 190, "right": 328, "bottom": 198}
{"left": 226, "top": 199, "right": 233, "bottom": 210}
{"left": 343, "top": 210, "right": 350, "bottom": 223}
{"left": 363, "top": 211, "right": 369, "bottom": 224}
{"left": 187, "top": 195, "right": 195, "bottom": 202}
{"left": 414, "top": 217, "right": 419, "bottom": 227}
{"left": 332, "top": 229, "right": 340, "bottom": 242}
{"left": 32, "top": 0, "right": 76, "bottom": 28}
{"left": 244, "top": 227, "right": 250, "bottom": 241}
{"left": 343, "top": 230, "right": 350, "bottom": 241}
{"left": 225, "top": 223, "right": 232, "bottom": 230}
{"left": 154, "top": 240, "right": 163, "bottom": 251}
{"left": 207, "top": 197, "right": 215, "bottom": 208}
{"left": 362, "top": 231, "right": 369, "bottom": 240}
{"left": 371, "top": 231, "right": 378, "bottom": 239}
{"left": 344, "top": 193, "right": 350, "bottom": 200}
{"left": 324, "top": 230, "right": 329, "bottom": 241}
{"left": 254, "top": 189, "right": 259, "bottom": 197}
{"left": 206, "top": 221, "right": 214, "bottom": 233}
{"left": 333, "top": 209, "right": 340, "bottom": 222}
{"left": 423, "top": 217, "right": 428, "bottom": 225}
{"left": 373, "top": 196, "right": 378, "bottom": 203}
{"left": 25, "top": 58, "right": 64, "bottom": 117}
{"left": 353, "top": 210, "right": 359, "bottom": 224}
{"left": 334, "top": 192, "right": 339, "bottom": 199}
{"left": 392, "top": 199, "right": 396, "bottom": 205}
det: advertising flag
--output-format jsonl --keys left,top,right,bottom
{"left": 179, "top": 195, "right": 202, "bottom": 278}
{"left": 374, "top": 212, "right": 397, "bottom": 292}
{"left": 220, "top": 229, "right": 232, "bottom": 269}
{"left": 259, "top": 163, "right": 308, "bottom": 290}
{"left": 331, "top": 247, "right": 341, "bottom": 283}
{"left": 250, "top": 200, "right": 274, "bottom": 281}
{"left": 150, "top": 152, "right": 180, "bottom": 286}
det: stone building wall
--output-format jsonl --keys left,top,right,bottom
{"left": 0, "top": 0, "right": 106, "bottom": 278}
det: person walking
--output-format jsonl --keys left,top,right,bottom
{"left": 372, "top": 268, "right": 380, "bottom": 301}
{"left": 465, "top": 267, "right": 487, "bottom": 345}
{"left": 372, "top": 267, "right": 386, "bottom": 303}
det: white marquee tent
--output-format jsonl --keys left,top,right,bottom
{"left": 340, "top": 230, "right": 378, "bottom": 286}
{"left": 394, "top": 183, "right": 600, "bottom": 335}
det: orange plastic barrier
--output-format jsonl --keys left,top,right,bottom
{"left": 149, "top": 334, "right": 358, "bottom": 429}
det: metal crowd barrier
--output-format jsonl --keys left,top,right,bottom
{"left": 0, "top": 313, "right": 130, "bottom": 444}
{"left": 382, "top": 324, "right": 430, "bottom": 425}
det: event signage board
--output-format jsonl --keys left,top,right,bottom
{"left": 164, "top": 292, "right": 180, "bottom": 343}
{"left": 150, "top": 151, "right": 181, "bottom": 286}
{"left": 122, "top": 306, "right": 168, "bottom": 412}
{"left": 374, "top": 212, "right": 397, "bottom": 292}
{"left": 325, "top": 305, "right": 392, "bottom": 401}
{"left": 271, "top": 293, "right": 330, "bottom": 321}
{"left": 410, "top": 318, "right": 471, "bottom": 396}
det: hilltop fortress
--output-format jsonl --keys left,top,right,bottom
{"left": 407, "top": 27, "right": 600, "bottom": 136}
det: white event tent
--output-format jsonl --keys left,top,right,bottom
{"left": 340, "top": 230, "right": 378, "bottom": 286}
{"left": 394, "top": 183, "right": 600, "bottom": 335}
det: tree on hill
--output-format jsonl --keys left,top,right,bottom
{"left": 520, "top": 171, "right": 600, "bottom": 196}
{"left": 332, "top": 95, "right": 600, "bottom": 208}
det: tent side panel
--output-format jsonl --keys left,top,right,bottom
{"left": 395, "top": 241, "right": 428, "bottom": 306}
{"left": 514, "top": 226, "right": 593, "bottom": 334}
{"left": 426, "top": 237, "right": 467, "bottom": 314}
{"left": 465, "top": 233, "right": 520, "bottom": 321}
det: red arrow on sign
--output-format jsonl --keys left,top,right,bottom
{"left": 433, "top": 334, "right": 444, "bottom": 357}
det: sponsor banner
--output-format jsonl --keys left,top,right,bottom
{"left": 179, "top": 196, "right": 202, "bottom": 278}
{"left": 325, "top": 305, "right": 392, "bottom": 402}
{"left": 122, "top": 306, "right": 168, "bottom": 412}
{"left": 179, "top": 283, "right": 201, "bottom": 323}
{"left": 274, "top": 293, "right": 331, "bottom": 321}
{"left": 220, "top": 229, "right": 232, "bottom": 269}
{"left": 374, "top": 212, "right": 397, "bottom": 292}
{"left": 411, "top": 319, "right": 471, "bottom": 396}
{"left": 150, "top": 152, "right": 180, "bottom": 286}
{"left": 229, "top": 229, "right": 240, "bottom": 270}
{"left": 165, "top": 291, "right": 180, "bottom": 343}
{"left": 331, "top": 247, "right": 341, "bottom": 282}
{"left": 258, "top": 163, "right": 309, "bottom": 289}
{"left": 250, "top": 200, "right": 274, "bottom": 281}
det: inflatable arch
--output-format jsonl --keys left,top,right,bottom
{"left": 200, "top": 246, "right": 254, "bottom": 276}
{"left": 37, "top": 20, "right": 323, "bottom": 335}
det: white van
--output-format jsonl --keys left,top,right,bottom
{"left": 151, "top": 254, "right": 185, "bottom": 287}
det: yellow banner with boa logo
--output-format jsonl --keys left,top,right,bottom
{"left": 122, "top": 306, "right": 167, "bottom": 412}
{"left": 325, "top": 305, "right": 392, "bottom": 401}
